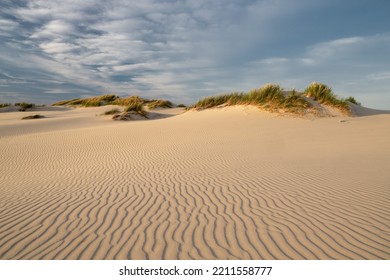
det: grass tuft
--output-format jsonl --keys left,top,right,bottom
{"left": 147, "top": 99, "right": 173, "bottom": 109}
{"left": 15, "top": 102, "right": 35, "bottom": 111}
{"left": 52, "top": 98, "right": 81, "bottom": 106}
{"left": 345, "top": 96, "right": 361, "bottom": 105}
{"left": 103, "top": 108, "right": 121, "bottom": 115}
{"left": 53, "top": 94, "right": 118, "bottom": 107}
{"left": 22, "top": 114, "right": 45, "bottom": 120}
{"left": 0, "top": 103, "right": 11, "bottom": 108}
{"left": 190, "top": 84, "right": 311, "bottom": 114}
{"left": 111, "top": 96, "right": 143, "bottom": 106}
{"left": 282, "top": 90, "right": 312, "bottom": 112}
{"left": 247, "top": 84, "right": 283, "bottom": 104}
{"left": 124, "top": 102, "right": 147, "bottom": 117}
{"left": 304, "top": 82, "right": 349, "bottom": 112}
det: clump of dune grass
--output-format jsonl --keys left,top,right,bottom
{"left": 52, "top": 98, "right": 82, "bottom": 106}
{"left": 304, "top": 82, "right": 349, "bottom": 112}
{"left": 111, "top": 101, "right": 148, "bottom": 120}
{"left": 345, "top": 96, "right": 361, "bottom": 105}
{"left": 191, "top": 94, "right": 241, "bottom": 109}
{"left": 281, "top": 90, "right": 312, "bottom": 112}
{"left": 52, "top": 94, "right": 118, "bottom": 107}
{"left": 112, "top": 103, "right": 148, "bottom": 120}
{"left": 0, "top": 103, "right": 11, "bottom": 108}
{"left": 103, "top": 108, "right": 121, "bottom": 115}
{"left": 111, "top": 96, "right": 143, "bottom": 106}
{"left": 246, "top": 84, "right": 284, "bottom": 104}
{"left": 147, "top": 99, "right": 173, "bottom": 109}
{"left": 52, "top": 95, "right": 177, "bottom": 112}
{"left": 22, "top": 114, "right": 45, "bottom": 120}
{"left": 123, "top": 102, "right": 147, "bottom": 118}
{"left": 82, "top": 99, "right": 101, "bottom": 107}
{"left": 81, "top": 94, "right": 118, "bottom": 107}
{"left": 190, "top": 84, "right": 311, "bottom": 114}
{"left": 15, "top": 102, "right": 35, "bottom": 111}
{"left": 177, "top": 104, "right": 186, "bottom": 108}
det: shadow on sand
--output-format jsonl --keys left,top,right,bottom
{"left": 350, "top": 104, "right": 390, "bottom": 117}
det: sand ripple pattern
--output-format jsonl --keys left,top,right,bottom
{"left": 1, "top": 110, "right": 389, "bottom": 259}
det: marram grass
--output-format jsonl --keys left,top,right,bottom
{"left": 103, "top": 108, "right": 121, "bottom": 115}
{"left": 304, "top": 82, "right": 349, "bottom": 111}
{"left": 191, "top": 82, "right": 355, "bottom": 115}
{"left": 22, "top": 114, "right": 45, "bottom": 120}
{"left": 15, "top": 102, "right": 35, "bottom": 111}
{"left": 147, "top": 99, "right": 173, "bottom": 109}
{"left": 53, "top": 94, "right": 117, "bottom": 107}
{"left": 345, "top": 96, "right": 361, "bottom": 105}
{"left": 190, "top": 84, "right": 311, "bottom": 114}
{"left": 48, "top": 83, "right": 357, "bottom": 116}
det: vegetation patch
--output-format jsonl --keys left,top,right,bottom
{"left": 111, "top": 101, "right": 148, "bottom": 120}
{"left": 177, "top": 104, "right": 186, "bottom": 108}
{"left": 52, "top": 94, "right": 176, "bottom": 115}
{"left": 190, "top": 84, "right": 311, "bottom": 114}
{"left": 124, "top": 102, "right": 147, "bottom": 117}
{"left": 15, "top": 102, "right": 35, "bottom": 111}
{"left": 52, "top": 98, "right": 82, "bottom": 106}
{"left": 0, "top": 103, "right": 11, "bottom": 108}
{"left": 147, "top": 99, "right": 173, "bottom": 109}
{"left": 304, "top": 82, "right": 349, "bottom": 112}
{"left": 48, "top": 83, "right": 357, "bottom": 117}
{"left": 22, "top": 114, "right": 45, "bottom": 120}
{"left": 103, "top": 108, "right": 121, "bottom": 115}
{"left": 345, "top": 96, "right": 361, "bottom": 105}
{"left": 111, "top": 96, "right": 143, "bottom": 106}
{"left": 52, "top": 94, "right": 117, "bottom": 107}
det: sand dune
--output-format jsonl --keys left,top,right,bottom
{"left": 0, "top": 105, "right": 389, "bottom": 259}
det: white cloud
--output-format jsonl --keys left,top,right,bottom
{"left": 0, "top": 19, "right": 19, "bottom": 32}
{"left": 40, "top": 41, "right": 80, "bottom": 54}
{"left": 31, "top": 20, "right": 75, "bottom": 39}
{"left": 366, "top": 72, "right": 390, "bottom": 81}
{"left": 306, "top": 36, "right": 365, "bottom": 59}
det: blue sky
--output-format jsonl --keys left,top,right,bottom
{"left": 0, "top": 0, "right": 389, "bottom": 108}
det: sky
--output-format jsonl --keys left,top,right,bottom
{"left": 0, "top": 0, "right": 389, "bottom": 108}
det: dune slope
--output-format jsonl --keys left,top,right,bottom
{"left": 0, "top": 106, "right": 389, "bottom": 259}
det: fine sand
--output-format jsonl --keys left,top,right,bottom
{"left": 0, "top": 105, "right": 389, "bottom": 259}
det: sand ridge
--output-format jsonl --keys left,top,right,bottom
{"left": 0, "top": 105, "right": 389, "bottom": 259}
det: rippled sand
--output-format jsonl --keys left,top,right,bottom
{"left": 0, "top": 105, "right": 389, "bottom": 259}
